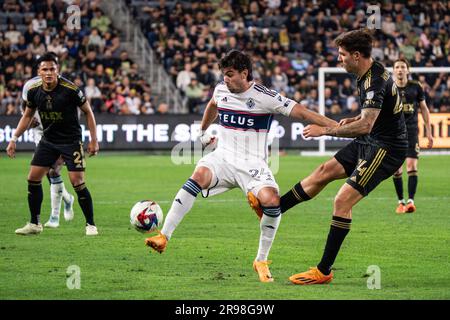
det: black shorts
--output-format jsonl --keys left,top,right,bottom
{"left": 334, "top": 140, "right": 407, "bottom": 196}
{"left": 406, "top": 130, "right": 420, "bottom": 159}
{"left": 31, "top": 139, "right": 86, "bottom": 172}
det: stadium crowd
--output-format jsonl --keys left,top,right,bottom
{"left": 1, "top": 0, "right": 450, "bottom": 116}
{"left": 134, "top": 0, "right": 450, "bottom": 114}
{"left": 0, "top": 0, "right": 164, "bottom": 116}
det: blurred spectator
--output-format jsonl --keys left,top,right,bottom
{"left": 32, "top": 12, "right": 47, "bottom": 34}
{"left": 27, "top": 35, "right": 46, "bottom": 57}
{"left": 85, "top": 78, "right": 103, "bottom": 113}
{"left": 91, "top": 9, "right": 111, "bottom": 34}
{"left": 156, "top": 102, "right": 169, "bottom": 115}
{"left": 124, "top": 89, "right": 141, "bottom": 115}
{"left": 5, "top": 24, "right": 21, "bottom": 45}
{"left": 185, "top": 77, "right": 206, "bottom": 114}
{"left": 176, "top": 63, "right": 196, "bottom": 93}
{"left": 141, "top": 92, "right": 155, "bottom": 115}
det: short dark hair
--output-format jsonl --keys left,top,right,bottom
{"left": 394, "top": 58, "right": 410, "bottom": 69}
{"left": 334, "top": 29, "right": 373, "bottom": 58}
{"left": 218, "top": 50, "right": 253, "bottom": 81}
{"left": 36, "top": 52, "right": 59, "bottom": 67}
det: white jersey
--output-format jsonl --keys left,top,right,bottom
{"left": 22, "top": 76, "right": 43, "bottom": 144}
{"left": 212, "top": 81, "right": 296, "bottom": 162}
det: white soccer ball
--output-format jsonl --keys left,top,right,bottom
{"left": 130, "top": 200, "right": 164, "bottom": 233}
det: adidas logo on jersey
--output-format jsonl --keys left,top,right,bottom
{"left": 221, "top": 97, "right": 228, "bottom": 102}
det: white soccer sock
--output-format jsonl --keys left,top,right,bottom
{"left": 61, "top": 183, "right": 73, "bottom": 204}
{"left": 256, "top": 208, "right": 281, "bottom": 262}
{"left": 161, "top": 179, "right": 201, "bottom": 239}
{"left": 50, "top": 182, "right": 63, "bottom": 218}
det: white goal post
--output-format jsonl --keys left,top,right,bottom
{"left": 305, "top": 66, "right": 450, "bottom": 156}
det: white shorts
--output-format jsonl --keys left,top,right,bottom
{"left": 195, "top": 150, "right": 279, "bottom": 198}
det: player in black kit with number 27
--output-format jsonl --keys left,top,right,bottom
{"left": 6, "top": 53, "right": 100, "bottom": 236}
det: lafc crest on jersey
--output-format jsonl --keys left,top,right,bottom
{"left": 45, "top": 95, "right": 52, "bottom": 110}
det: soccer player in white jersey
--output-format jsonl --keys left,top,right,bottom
{"left": 22, "top": 75, "right": 75, "bottom": 228}
{"left": 145, "top": 50, "right": 338, "bottom": 282}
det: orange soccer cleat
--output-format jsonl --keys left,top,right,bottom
{"left": 144, "top": 230, "right": 168, "bottom": 253}
{"left": 253, "top": 260, "right": 274, "bottom": 283}
{"left": 405, "top": 201, "right": 416, "bottom": 213}
{"left": 396, "top": 202, "right": 406, "bottom": 214}
{"left": 247, "top": 192, "right": 263, "bottom": 221}
{"left": 289, "top": 267, "right": 333, "bottom": 285}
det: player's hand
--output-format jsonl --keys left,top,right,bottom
{"left": 29, "top": 117, "right": 40, "bottom": 128}
{"left": 6, "top": 141, "right": 16, "bottom": 158}
{"left": 303, "top": 124, "right": 326, "bottom": 138}
{"left": 427, "top": 135, "right": 434, "bottom": 149}
{"left": 87, "top": 140, "right": 99, "bottom": 157}
{"left": 199, "top": 131, "right": 216, "bottom": 148}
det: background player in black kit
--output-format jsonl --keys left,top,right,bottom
{"left": 391, "top": 59, "right": 433, "bottom": 214}
{"left": 249, "top": 29, "right": 408, "bottom": 285}
{"left": 6, "top": 53, "right": 100, "bottom": 236}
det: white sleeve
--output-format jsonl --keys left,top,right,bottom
{"left": 263, "top": 92, "right": 296, "bottom": 116}
{"left": 212, "top": 82, "right": 223, "bottom": 104}
{"left": 22, "top": 81, "right": 31, "bottom": 101}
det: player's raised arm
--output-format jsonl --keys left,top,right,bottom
{"left": 6, "top": 107, "right": 36, "bottom": 158}
{"left": 289, "top": 103, "right": 338, "bottom": 128}
{"left": 198, "top": 98, "right": 218, "bottom": 147}
{"left": 419, "top": 100, "right": 433, "bottom": 148}
{"left": 304, "top": 107, "right": 380, "bottom": 138}
{"left": 79, "top": 101, "right": 99, "bottom": 156}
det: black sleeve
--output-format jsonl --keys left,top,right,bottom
{"left": 26, "top": 89, "right": 37, "bottom": 109}
{"left": 416, "top": 82, "right": 425, "bottom": 102}
{"left": 361, "top": 76, "right": 386, "bottom": 109}
{"left": 75, "top": 87, "right": 87, "bottom": 107}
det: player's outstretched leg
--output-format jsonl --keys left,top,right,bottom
{"left": 145, "top": 167, "right": 211, "bottom": 253}
{"left": 253, "top": 187, "right": 281, "bottom": 282}
{"left": 279, "top": 158, "right": 346, "bottom": 215}
{"left": 289, "top": 183, "right": 360, "bottom": 285}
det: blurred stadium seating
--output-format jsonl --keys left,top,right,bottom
{"left": 1, "top": 0, "right": 450, "bottom": 116}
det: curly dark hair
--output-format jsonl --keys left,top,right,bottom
{"left": 218, "top": 50, "right": 253, "bottom": 81}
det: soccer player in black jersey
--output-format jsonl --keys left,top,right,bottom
{"left": 392, "top": 58, "right": 433, "bottom": 214}
{"left": 6, "top": 53, "right": 100, "bottom": 236}
{"left": 249, "top": 30, "right": 408, "bottom": 284}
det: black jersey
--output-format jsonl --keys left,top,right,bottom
{"left": 26, "top": 76, "right": 86, "bottom": 144}
{"left": 398, "top": 80, "right": 425, "bottom": 132}
{"left": 356, "top": 61, "right": 407, "bottom": 150}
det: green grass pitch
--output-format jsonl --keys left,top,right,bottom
{"left": 1, "top": 153, "right": 449, "bottom": 300}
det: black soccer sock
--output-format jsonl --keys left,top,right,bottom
{"left": 392, "top": 174, "right": 404, "bottom": 201}
{"left": 317, "top": 216, "right": 352, "bottom": 276}
{"left": 74, "top": 183, "right": 95, "bottom": 225}
{"left": 280, "top": 182, "right": 311, "bottom": 213}
{"left": 28, "top": 180, "right": 43, "bottom": 224}
{"left": 407, "top": 171, "right": 418, "bottom": 201}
